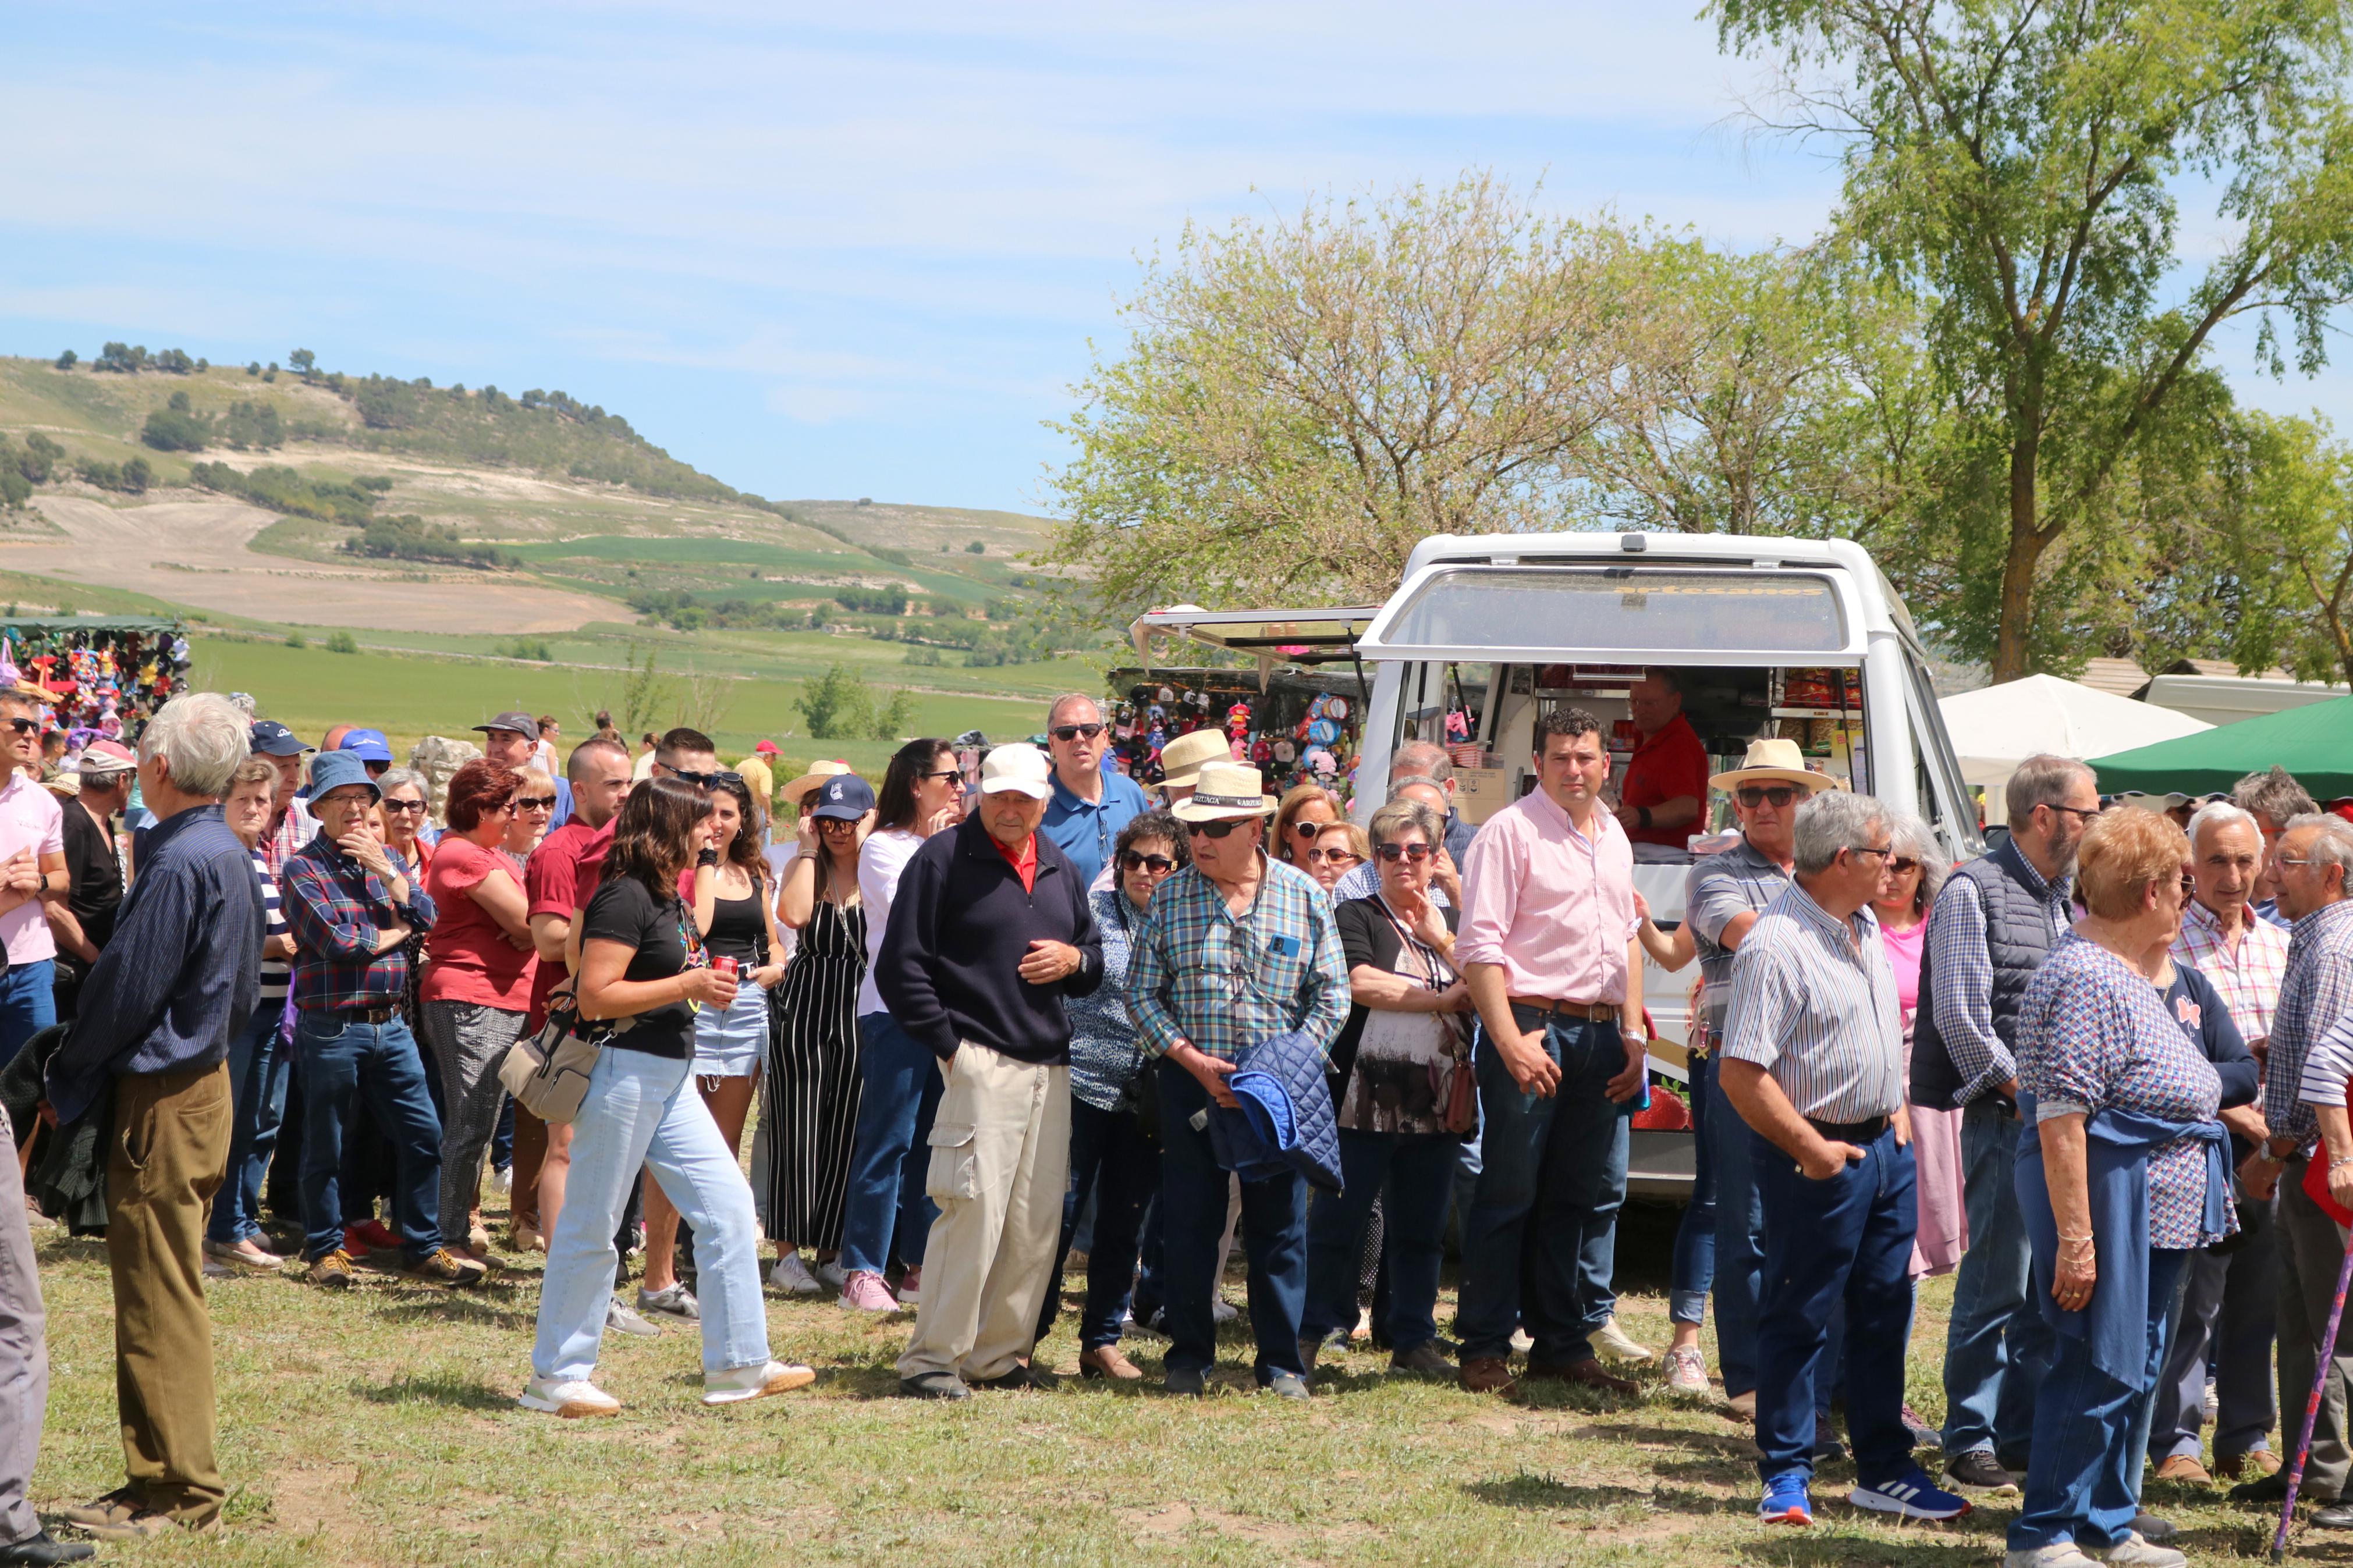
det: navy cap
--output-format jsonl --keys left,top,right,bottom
{"left": 807, "top": 773, "right": 876, "bottom": 821}
{"left": 307, "top": 749, "right": 380, "bottom": 803}
{"left": 339, "top": 727, "right": 394, "bottom": 763}
{"left": 249, "top": 720, "right": 313, "bottom": 758}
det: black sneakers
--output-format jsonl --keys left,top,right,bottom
{"left": 1947, "top": 1450, "right": 2019, "bottom": 1492}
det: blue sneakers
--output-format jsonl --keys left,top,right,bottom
{"left": 1850, "top": 1468, "right": 1972, "bottom": 1521}
{"left": 1758, "top": 1475, "right": 1812, "bottom": 1526}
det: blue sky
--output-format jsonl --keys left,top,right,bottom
{"left": 2, "top": 3, "right": 2342, "bottom": 515}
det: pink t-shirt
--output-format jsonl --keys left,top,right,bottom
{"left": 0, "top": 771, "right": 64, "bottom": 965}
{"left": 1456, "top": 787, "right": 1638, "bottom": 1005}
{"left": 1880, "top": 916, "right": 1928, "bottom": 1020}
{"left": 421, "top": 833, "right": 537, "bottom": 1010}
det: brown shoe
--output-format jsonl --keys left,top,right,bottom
{"left": 307, "top": 1249, "right": 357, "bottom": 1290}
{"left": 1459, "top": 1355, "right": 1517, "bottom": 1396}
{"left": 1527, "top": 1358, "right": 1639, "bottom": 1395}
{"left": 2152, "top": 1454, "right": 2212, "bottom": 1484}
{"left": 1727, "top": 1388, "right": 1758, "bottom": 1421}
{"left": 405, "top": 1248, "right": 489, "bottom": 1288}
{"left": 2219, "top": 1449, "right": 2283, "bottom": 1480}
{"left": 1079, "top": 1345, "right": 1144, "bottom": 1381}
{"left": 56, "top": 1489, "right": 141, "bottom": 1531}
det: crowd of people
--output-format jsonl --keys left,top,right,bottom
{"left": 0, "top": 680, "right": 2348, "bottom": 1567}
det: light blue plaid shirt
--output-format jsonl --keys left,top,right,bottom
{"left": 2270, "top": 897, "right": 2353, "bottom": 1148}
{"left": 1128, "top": 852, "right": 1351, "bottom": 1064}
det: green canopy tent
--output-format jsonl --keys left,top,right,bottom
{"left": 2089, "top": 693, "right": 2353, "bottom": 800}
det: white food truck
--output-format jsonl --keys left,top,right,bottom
{"left": 1131, "top": 531, "right": 1983, "bottom": 1199}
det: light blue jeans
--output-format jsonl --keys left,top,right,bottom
{"left": 532, "top": 1047, "right": 770, "bottom": 1381}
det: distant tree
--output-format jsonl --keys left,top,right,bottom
{"left": 17, "top": 434, "right": 59, "bottom": 484}
{"left": 168, "top": 390, "right": 191, "bottom": 413}
{"left": 285, "top": 631, "right": 307, "bottom": 649}
{"left": 52, "top": 350, "right": 75, "bottom": 371}
{"left": 267, "top": 361, "right": 279, "bottom": 374}
{"left": 141, "top": 409, "right": 208, "bottom": 452}
{"left": 94, "top": 342, "right": 139, "bottom": 374}
{"left": 195, "top": 358, "right": 208, "bottom": 371}
{"left": 246, "top": 362, "right": 261, "bottom": 376}
{"left": 0, "top": 470, "right": 29, "bottom": 510}
{"left": 325, "top": 631, "right": 359, "bottom": 654}
{"left": 154, "top": 348, "right": 194, "bottom": 375}
{"left": 218, "top": 400, "right": 283, "bottom": 450}
{"left": 120, "top": 457, "right": 151, "bottom": 493}
{"left": 289, "top": 349, "right": 316, "bottom": 378}
{"left": 965, "top": 539, "right": 985, "bottom": 553}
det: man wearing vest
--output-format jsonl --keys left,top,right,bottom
{"left": 1914, "top": 754, "right": 2098, "bottom": 1494}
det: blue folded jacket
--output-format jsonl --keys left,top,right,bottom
{"left": 1198, "top": 1027, "right": 1343, "bottom": 1194}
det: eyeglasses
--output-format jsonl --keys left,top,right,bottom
{"left": 1736, "top": 785, "right": 1798, "bottom": 808}
{"left": 382, "top": 798, "right": 427, "bottom": 815}
{"left": 2047, "top": 803, "right": 2104, "bottom": 822}
{"left": 1120, "top": 852, "right": 1176, "bottom": 873}
{"left": 517, "top": 795, "right": 556, "bottom": 810}
{"left": 3, "top": 719, "right": 36, "bottom": 736}
{"left": 1305, "top": 847, "right": 1360, "bottom": 865}
{"left": 1887, "top": 856, "right": 1919, "bottom": 874}
{"left": 2280, "top": 855, "right": 2320, "bottom": 869}
{"left": 1187, "top": 819, "right": 1247, "bottom": 840}
{"left": 1050, "top": 723, "right": 1105, "bottom": 742}
{"left": 1848, "top": 844, "right": 1894, "bottom": 862}
{"left": 1375, "top": 842, "right": 1434, "bottom": 862}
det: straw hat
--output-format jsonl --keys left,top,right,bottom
{"left": 1157, "top": 728, "right": 1233, "bottom": 790}
{"left": 1708, "top": 737, "right": 1844, "bottom": 794}
{"left": 780, "top": 760, "right": 856, "bottom": 806}
{"left": 1171, "top": 762, "right": 1278, "bottom": 823}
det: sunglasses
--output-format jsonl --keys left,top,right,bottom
{"left": 1736, "top": 785, "right": 1798, "bottom": 808}
{"left": 1305, "top": 847, "right": 1360, "bottom": 865}
{"left": 1050, "top": 723, "right": 1105, "bottom": 742}
{"left": 920, "top": 769, "right": 963, "bottom": 783}
{"left": 1120, "top": 851, "right": 1176, "bottom": 873}
{"left": 1375, "top": 842, "right": 1433, "bottom": 862}
{"left": 382, "top": 798, "right": 427, "bottom": 815}
{"left": 1290, "top": 817, "right": 1329, "bottom": 837}
{"left": 817, "top": 816, "right": 860, "bottom": 830}
{"left": 666, "top": 768, "right": 720, "bottom": 788}
{"left": 3, "top": 718, "right": 36, "bottom": 736}
{"left": 517, "top": 795, "right": 556, "bottom": 810}
{"left": 1887, "top": 856, "right": 1919, "bottom": 874}
{"left": 1187, "top": 819, "right": 1247, "bottom": 840}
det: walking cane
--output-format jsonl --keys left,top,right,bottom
{"left": 2276, "top": 1228, "right": 2353, "bottom": 1561}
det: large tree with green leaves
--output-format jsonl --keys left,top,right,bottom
{"left": 1714, "top": 0, "right": 2353, "bottom": 681}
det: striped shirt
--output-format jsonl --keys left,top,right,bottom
{"left": 2173, "top": 897, "right": 2290, "bottom": 1053}
{"left": 1719, "top": 881, "right": 1904, "bottom": 1122}
{"left": 2272, "top": 898, "right": 2353, "bottom": 1147}
{"left": 251, "top": 850, "right": 290, "bottom": 1002}
{"left": 1926, "top": 856, "right": 2074, "bottom": 1104}
{"left": 1687, "top": 837, "right": 1790, "bottom": 1038}
{"left": 1127, "top": 852, "right": 1351, "bottom": 1065}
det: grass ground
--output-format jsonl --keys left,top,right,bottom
{"left": 23, "top": 1193, "right": 2291, "bottom": 1566}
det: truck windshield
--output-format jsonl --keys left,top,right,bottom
{"left": 1374, "top": 566, "right": 1850, "bottom": 657}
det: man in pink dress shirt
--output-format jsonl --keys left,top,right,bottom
{"left": 0, "top": 688, "right": 68, "bottom": 1066}
{"left": 1453, "top": 706, "right": 1646, "bottom": 1397}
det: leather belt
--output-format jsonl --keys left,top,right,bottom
{"left": 1806, "top": 1115, "right": 1889, "bottom": 1143}
{"left": 1508, "top": 997, "right": 1620, "bottom": 1023}
{"left": 339, "top": 1004, "right": 400, "bottom": 1024}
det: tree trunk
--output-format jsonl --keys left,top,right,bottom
{"left": 1992, "top": 431, "right": 2044, "bottom": 684}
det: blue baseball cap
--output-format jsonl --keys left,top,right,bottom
{"left": 249, "top": 720, "right": 313, "bottom": 758}
{"left": 339, "top": 728, "right": 394, "bottom": 763}
{"left": 808, "top": 773, "right": 876, "bottom": 821}
{"left": 307, "top": 748, "right": 380, "bottom": 803}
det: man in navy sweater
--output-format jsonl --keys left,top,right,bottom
{"left": 878, "top": 744, "right": 1103, "bottom": 1399}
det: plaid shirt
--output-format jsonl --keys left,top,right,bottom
{"left": 2172, "top": 898, "right": 2290, "bottom": 1053}
{"left": 1128, "top": 852, "right": 1351, "bottom": 1065}
{"left": 2269, "top": 897, "right": 2353, "bottom": 1148}
{"left": 281, "top": 830, "right": 437, "bottom": 1012}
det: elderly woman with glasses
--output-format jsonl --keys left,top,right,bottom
{"left": 375, "top": 767, "right": 436, "bottom": 871}
{"left": 1298, "top": 798, "right": 1475, "bottom": 1378}
{"left": 419, "top": 758, "right": 537, "bottom": 1259}
{"left": 2008, "top": 808, "right": 2233, "bottom": 1567}
{"left": 503, "top": 766, "right": 559, "bottom": 873}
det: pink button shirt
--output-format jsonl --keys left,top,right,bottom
{"left": 0, "top": 771, "right": 64, "bottom": 965}
{"left": 1456, "top": 784, "right": 1637, "bottom": 1004}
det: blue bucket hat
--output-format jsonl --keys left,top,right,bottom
{"left": 307, "top": 748, "right": 381, "bottom": 803}
{"left": 808, "top": 773, "right": 876, "bottom": 821}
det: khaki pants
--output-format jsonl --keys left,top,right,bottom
{"left": 107, "top": 1062, "right": 233, "bottom": 1524}
{"left": 896, "top": 1045, "right": 1069, "bottom": 1384}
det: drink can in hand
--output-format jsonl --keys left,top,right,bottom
{"left": 712, "top": 956, "right": 737, "bottom": 979}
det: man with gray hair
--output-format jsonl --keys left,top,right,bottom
{"left": 43, "top": 692, "right": 264, "bottom": 1542}
{"left": 1039, "top": 693, "right": 1148, "bottom": 888}
{"left": 1916, "top": 751, "right": 2100, "bottom": 1491}
{"left": 1390, "top": 740, "right": 1478, "bottom": 865}
{"left": 2236, "top": 766, "right": 2319, "bottom": 930}
{"left": 1720, "top": 791, "right": 1964, "bottom": 1527}
{"left": 2236, "top": 812, "right": 2353, "bottom": 1523}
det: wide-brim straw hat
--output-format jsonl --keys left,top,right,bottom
{"left": 1157, "top": 728, "right": 1233, "bottom": 790}
{"left": 1708, "top": 737, "right": 1846, "bottom": 794}
{"left": 1171, "top": 762, "right": 1278, "bottom": 822}
{"left": 780, "top": 760, "right": 856, "bottom": 806}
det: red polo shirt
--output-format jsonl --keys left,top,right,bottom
{"left": 991, "top": 830, "right": 1038, "bottom": 894}
{"left": 1620, "top": 713, "right": 1709, "bottom": 849}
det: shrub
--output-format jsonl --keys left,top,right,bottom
{"left": 325, "top": 631, "right": 359, "bottom": 653}
{"left": 966, "top": 539, "right": 986, "bottom": 553}
{"left": 219, "top": 401, "right": 283, "bottom": 450}
{"left": 793, "top": 663, "right": 920, "bottom": 741}
{"left": 94, "top": 342, "right": 145, "bottom": 374}
{"left": 499, "top": 638, "right": 553, "bottom": 661}
{"left": 141, "top": 409, "right": 208, "bottom": 452}
{"left": 0, "top": 471, "right": 30, "bottom": 510}
{"left": 285, "top": 631, "right": 307, "bottom": 648}
{"left": 154, "top": 348, "right": 195, "bottom": 375}
{"left": 15, "top": 435, "right": 59, "bottom": 485}
{"left": 344, "top": 515, "right": 519, "bottom": 570}
{"left": 121, "top": 457, "right": 151, "bottom": 493}
{"left": 54, "top": 350, "right": 75, "bottom": 371}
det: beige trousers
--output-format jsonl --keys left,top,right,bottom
{"left": 896, "top": 1044, "right": 1070, "bottom": 1383}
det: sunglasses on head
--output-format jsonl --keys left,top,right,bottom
{"left": 1187, "top": 818, "right": 1246, "bottom": 840}
{"left": 1736, "top": 785, "right": 1798, "bottom": 808}
{"left": 1120, "top": 851, "right": 1176, "bottom": 873}
{"left": 1289, "top": 817, "right": 1328, "bottom": 837}
{"left": 1050, "top": 723, "right": 1105, "bottom": 742}
{"left": 1375, "top": 842, "right": 1433, "bottom": 862}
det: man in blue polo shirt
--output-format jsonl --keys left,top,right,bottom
{"left": 1038, "top": 694, "right": 1147, "bottom": 889}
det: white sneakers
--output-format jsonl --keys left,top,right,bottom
{"left": 769, "top": 1252, "right": 823, "bottom": 1295}
{"left": 703, "top": 1359, "right": 817, "bottom": 1406}
{"left": 518, "top": 1375, "right": 621, "bottom": 1418}
{"left": 1592, "top": 1317, "right": 1655, "bottom": 1363}
{"left": 1664, "top": 1345, "right": 1710, "bottom": 1395}
{"left": 2005, "top": 1538, "right": 2184, "bottom": 1568}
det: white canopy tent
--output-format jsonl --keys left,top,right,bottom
{"left": 1939, "top": 674, "right": 2212, "bottom": 824}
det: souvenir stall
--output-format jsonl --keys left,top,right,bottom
{"left": 1104, "top": 667, "right": 1365, "bottom": 798}
{"left": 2, "top": 614, "right": 190, "bottom": 750}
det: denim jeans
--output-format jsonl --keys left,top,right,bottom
{"left": 1710, "top": 1059, "right": 1764, "bottom": 1392}
{"left": 291, "top": 1009, "right": 445, "bottom": 1263}
{"left": 1037, "top": 1098, "right": 1157, "bottom": 1349}
{"left": 532, "top": 1046, "right": 771, "bottom": 1381}
{"left": 1158, "top": 1057, "right": 1308, "bottom": 1382}
{"left": 1456, "top": 1011, "right": 1630, "bottom": 1366}
{"left": 0, "top": 959, "right": 55, "bottom": 1068}
{"left": 1670, "top": 1052, "right": 1717, "bottom": 1327}
{"left": 1940, "top": 1101, "right": 2052, "bottom": 1458}
{"left": 837, "top": 1012, "right": 944, "bottom": 1278}
{"left": 1301, "top": 1128, "right": 1458, "bottom": 1351}
{"left": 2011, "top": 1248, "right": 2189, "bottom": 1552}
{"left": 1752, "top": 1124, "right": 1918, "bottom": 1487}
{"left": 207, "top": 1003, "right": 293, "bottom": 1246}
{"left": 2148, "top": 1192, "right": 2277, "bottom": 1463}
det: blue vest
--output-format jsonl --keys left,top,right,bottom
{"left": 1911, "top": 835, "right": 2063, "bottom": 1110}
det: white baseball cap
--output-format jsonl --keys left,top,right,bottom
{"left": 979, "top": 744, "right": 1052, "bottom": 799}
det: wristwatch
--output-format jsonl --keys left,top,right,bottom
{"left": 1637, "top": 806, "right": 1652, "bottom": 830}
